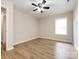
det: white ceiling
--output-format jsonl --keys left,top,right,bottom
{"left": 13, "top": 0, "right": 77, "bottom": 17}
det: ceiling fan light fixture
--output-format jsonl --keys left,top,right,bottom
{"left": 32, "top": 0, "right": 50, "bottom": 13}
{"left": 37, "top": 8, "right": 41, "bottom": 12}
{"left": 37, "top": 8, "right": 44, "bottom": 13}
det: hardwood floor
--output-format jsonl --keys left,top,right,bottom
{"left": 1, "top": 38, "right": 78, "bottom": 59}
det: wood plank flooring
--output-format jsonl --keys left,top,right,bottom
{"left": 1, "top": 38, "right": 78, "bottom": 59}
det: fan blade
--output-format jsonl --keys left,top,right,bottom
{"left": 43, "top": 7, "right": 50, "bottom": 9}
{"left": 32, "top": 3, "right": 37, "bottom": 6}
{"left": 33, "top": 9, "right": 38, "bottom": 11}
{"left": 42, "top": 0, "right": 46, "bottom": 4}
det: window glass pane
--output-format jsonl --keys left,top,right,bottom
{"left": 55, "top": 17, "right": 67, "bottom": 35}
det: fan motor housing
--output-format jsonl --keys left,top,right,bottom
{"left": 38, "top": 3, "right": 43, "bottom": 8}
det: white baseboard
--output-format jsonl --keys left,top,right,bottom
{"left": 6, "top": 37, "right": 38, "bottom": 51}
{"left": 14, "top": 37, "right": 39, "bottom": 45}
{"left": 39, "top": 37, "right": 72, "bottom": 43}
{"left": 6, "top": 47, "right": 14, "bottom": 51}
{"left": 39, "top": 37, "right": 53, "bottom": 40}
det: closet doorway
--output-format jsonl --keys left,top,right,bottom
{"left": 1, "top": 7, "right": 6, "bottom": 51}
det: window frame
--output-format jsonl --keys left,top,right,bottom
{"left": 55, "top": 17, "right": 68, "bottom": 35}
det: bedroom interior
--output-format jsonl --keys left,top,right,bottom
{"left": 1, "top": 0, "right": 78, "bottom": 59}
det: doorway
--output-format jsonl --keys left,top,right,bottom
{"left": 1, "top": 7, "right": 6, "bottom": 51}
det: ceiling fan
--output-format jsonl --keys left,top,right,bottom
{"left": 32, "top": 0, "right": 50, "bottom": 13}
{"left": 32, "top": 0, "right": 70, "bottom": 13}
{"left": 67, "top": 0, "right": 70, "bottom": 2}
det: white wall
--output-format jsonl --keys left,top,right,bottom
{"left": 6, "top": 0, "right": 14, "bottom": 51}
{"left": 73, "top": 4, "right": 78, "bottom": 51}
{"left": 39, "top": 12, "right": 73, "bottom": 43}
{"left": 39, "top": 16, "right": 55, "bottom": 39}
{"left": 14, "top": 8, "right": 39, "bottom": 45}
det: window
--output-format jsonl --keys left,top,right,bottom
{"left": 55, "top": 17, "right": 67, "bottom": 35}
